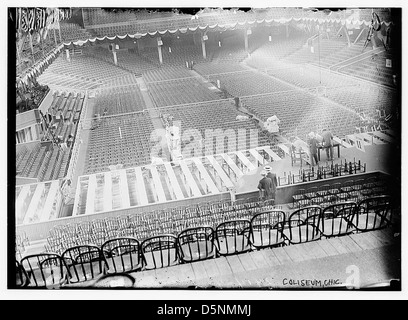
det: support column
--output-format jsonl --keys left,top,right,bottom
{"left": 65, "top": 49, "right": 70, "bottom": 62}
{"left": 113, "top": 51, "right": 117, "bottom": 65}
{"left": 343, "top": 25, "right": 351, "bottom": 47}
{"left": 244, "top": 29, "right": 249, "bottom": 52}
{"left": 201, "top": 35, "right": 207, "bottom": 59}
{"left": 157, "top": 37, "right": 163, "bottom": 65}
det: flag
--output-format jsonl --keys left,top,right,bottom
{"left": 27, "top": 8, "right": 36, "bottom": 34}
{"left": 35, "top": 7, "right": 46, "bottom": 32}
{"left": 20, "top": 8, "right": 29, "bottom": 33}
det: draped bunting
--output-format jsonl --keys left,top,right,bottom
{"left": 61, "top": 16, "right": 395, "bottom": 47}
{"left": 16, "top": 7, "right": 72, "bottom": 36}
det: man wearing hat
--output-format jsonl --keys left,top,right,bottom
{"left": 264, "top": 165, "right": 278, "bottom": 202}
{"left": 258, "top": 170, "right": 273, "bottom": 201}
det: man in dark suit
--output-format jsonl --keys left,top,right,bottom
{"left": 264, "top": 165, "right": 278, "bottom": 202}
{"left": 321, "top": 128, "right": 334, "bottom": 161}
{"left": 258, "top": 171, "right": 273, "bottom": 200}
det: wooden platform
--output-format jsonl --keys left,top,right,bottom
{"left": 129, "top": 228, "right": 400, "bottom": 289}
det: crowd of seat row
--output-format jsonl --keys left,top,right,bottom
{"left": 46, "top": 173, "right": 390, "bottom": 257}
{"left": 83, "top": 8, "right": 175, "bottom": 26}
{"left": 59, "top": 22, "right": 95, "bottom": 42}
{"left": 83, "top": 8, "right": 371, "bottom": 32}
{"left": 236, "top": 84, "right": 358, "bottom": 139}
{"left": 148, "top": 77, "right": 222, "bottom": 108}
{"left": 291, "top": 176, "right": 389, "bottom": 209}
{"left": 92, "top": 85, "right": 146, "bottom": 116}
{"left": 338, "top": 49, "right": 397, "bottom": 88}
{"left": 38, "top": 55, "right": 134, "bottom": 90}
{"left": 142, "top": 65, "right": 195, "bottom": 83}
{"left": 261, "top": 61, "right": 397, "bottom": 126}
{"left": 15, "top": 193, "right": 394, "bottom": 288}
{"left": 17, "top": 29, "right": 60, "bottom": 77}
{"left": 16, "top": 142, "right": 71, "bottom": 182}
{"left": 16, "top": 91, "right": 84, "bottom": 182}
{"left": 159, "top": 100, "right": 270, "bottom": 150}
{"left": 85, "top": 112, "right": 155, "bottom": 174}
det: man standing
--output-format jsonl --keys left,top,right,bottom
{"left": 264, "top": 165, "right": 278, "bottom": 202}
{"left": 307, "top": 132, "right": 319, "bottom": 166}
{"left": 258, "top": 171, "right": 273, "bottom": 201}
{"left": 321, "top": 128, "right": 334, "bottom": 161}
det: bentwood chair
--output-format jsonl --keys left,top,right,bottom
{"left": 101, "top": 237, "right": 142, "bottom": 274}
{"left": 283, "top": 205, "right": 322, "bottom": 244}
{"left": 62, "top": 245, "right": 107, "bottom": 285}
{"left": 319, "top": 201, "right": 357, "bottom": 238}
{"left": 177, "top": 226, "right": 216, "bottom": 263}
{"left": 249, "top": 210, "right": 286, "bottom": 249}
{"left": 348, "top": 196, "right": 392, "bottom": 232}
{"left": 214, "top": 219, "right": 252, "bottom": 255}
{"left": 20, "top": 253, "right": 68, "bottom": 288}
{"left": 141, "top": 234, "right": 179, "bottom": 270}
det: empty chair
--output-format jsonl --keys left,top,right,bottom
{"left": 101, "top": 237, "right": 142, "bottom": 274}
{"left": 283, "top": 205, "right": 322, "bottom": 244}
{"left": 91, "top": 229, "right": 107, "bottom": 247}
{"left": 62, "top": 245, "right": 107, "bottom": 285}
{"left": 348, "top": 195, "right": 392, "bottom": 232}
{"left": 118, "top": 227, "right": 137, "bottom": 238}
{"left": 20, "top": 253, "right": 67, "bottom": 288}
{"left": 319, "top": 202, "right": 357, "bottom": 238}
{"left": 290, "top": 144, "right": 303, "bottom": 167}
{"left": 250, "top": 210, "right": 286, "bottom": 249}
{"left": 141, "top": 234, "right": 178, "bottom": 270}
{"left": 105, "top": 217, "right": 120, "bottom": 231}
{"left": 292, "top": 188, "right": 308, "bottom": 209}
{"left": 90, "top": 273, "right": 136, "bottom": 289}
{"left": 177, "top": 226, "right": 216, "bottom": 263}
{"left": 214, "top": 219, "right": 251, "bottom": 255}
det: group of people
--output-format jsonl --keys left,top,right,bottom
{"left": 306, "top": 128, "right": 334, "bottom": 166}
{"left": 257, "top": 165, "right": 278, "bottom": 202}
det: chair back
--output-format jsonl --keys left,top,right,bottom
{"left": 62, "top": 245, "right": 106, "bottom": 284}
{"left": 101, "top": 237, "right": 142, "bottom": 273}
{"left": 141, "top": 234, "right": 179, "bottom": 270}
{"left": 215, "top": 219, "right": 251, "bottom": 255}
{"left": 286, "top": 206, "right": 322, "bottom": 244}
{"left": 20, "top": 253, "right": 67, "bottom": 288}
{"left": 320, "top": 201, "right": 357, "bottom": 237}
{"left": 250, "top": 210, "right": 286, "bottom": 249}
{"left": 177, "top": 226, "right": 215, "bottom": 262}
{"left": 351, "top": 195, "right": 392, "bottom": 232}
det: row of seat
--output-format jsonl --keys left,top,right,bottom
{"left": 148, "top": 77, "right": 221, "bottom": 108}
{"left": 291, "top": 176, "right": 389, "bottom": 209}
{"left": 85, "top": 112, "right": 155, "bottom": 174}
{"left": 17, "top": 29, "right": 59, "bottom": 77}
{"left": 45, "top": 198, "right": 277, "bottom": 254}
{"left": 15, "top": 195, "right": 394, "bottom": 288}
{"left": 93, "top": 85, "right": 146, "bottom": 116}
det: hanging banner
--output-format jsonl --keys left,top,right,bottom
{"left": 16, "top": 7, "right": 72, "bottom": 35}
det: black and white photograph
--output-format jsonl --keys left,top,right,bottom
{"left": 5, "top": 1, "right": 405, "bottom": 300}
